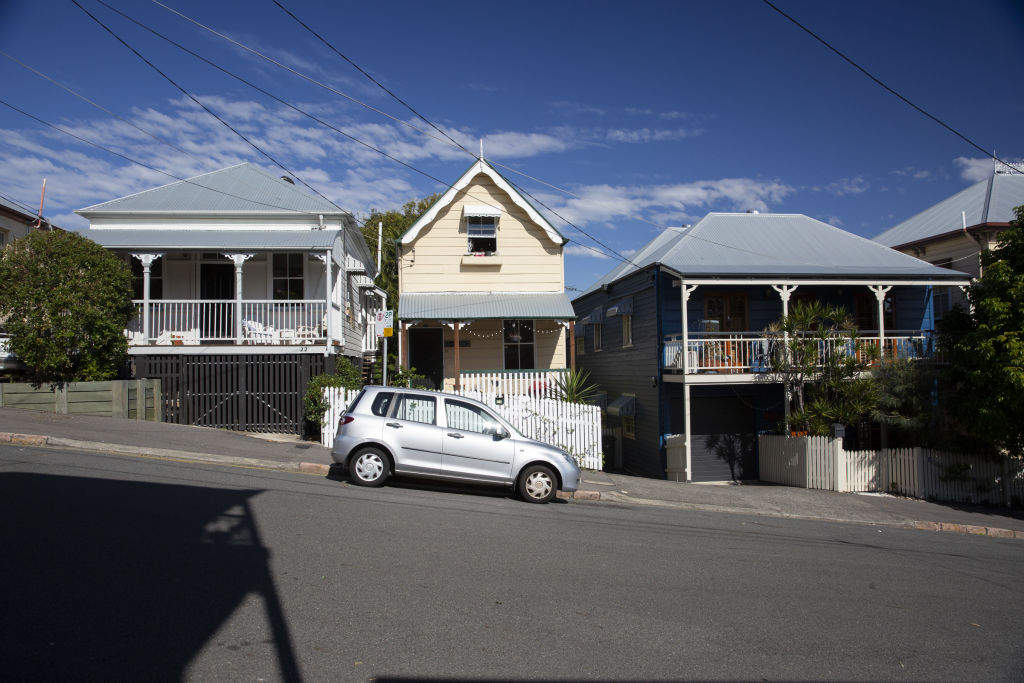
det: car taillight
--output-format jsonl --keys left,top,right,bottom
{"left": 339, "top": 415, "right": 354, "bottom": 427}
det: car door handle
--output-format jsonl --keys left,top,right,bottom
{"left": 385, "top": 422, "right": 402, "bottom": 428}
{"left": 447, "top": 432, "right": 464, "bottom": 439}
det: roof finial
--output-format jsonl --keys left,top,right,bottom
{"left": 479, "top": 138, "right": 484, "bottom": 161}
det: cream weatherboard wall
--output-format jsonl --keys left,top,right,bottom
{"left": 437, "top": 319, "right": 567, "bottom": 380}
{"left": 898, "top": 231, "right": 1002, "bottom": 310}
{"left": 399, "top": 175, "right": 563, "bottom": 293}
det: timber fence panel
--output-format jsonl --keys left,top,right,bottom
{"left": 319, "top": 387, "right": 362, "bottom": 446}
{"left": 805, "top": 436, "right": 836, "bottom": 490}
{"left": 758, "top": 435, "right": 811, "bottom": 488}
{"left": 842, "top": 449, "right": 880, "bottom": 492}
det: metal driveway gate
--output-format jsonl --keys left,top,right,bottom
{"left": 135, "top": 354, "right": 333, "bottom": 434}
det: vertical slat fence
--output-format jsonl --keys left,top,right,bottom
{"left": 759, "top": 435, "right": 1023, "bottom": 507}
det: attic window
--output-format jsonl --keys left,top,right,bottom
{"left": 464, "top": 205, "right": 500, "bottom": 254}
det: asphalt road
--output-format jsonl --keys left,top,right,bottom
{"left": 3, "top": 443, "right": 1023, "bottom": 682}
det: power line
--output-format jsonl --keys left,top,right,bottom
{"left": 762, "top": 0, "right": 1023, "bottom": 176}
{"left": 72, "top": 0, "right": 335, "bottom": 207}
{"left": 149, "top": 0, "right": 459, "bottom": 152}
{"left": 0, "top": 190, "right": 40, "bottom": 216}
{"left": 264, "top": 2, "right": 643, "bottom": 267}
{"left": 0, "top": 49, "right": 204, "bottom": 165}
{"left": 271, "top": 0, "right": 473, "bottom": 158}
{"left": 93, "top": 0, "right": 524, "bottom": 228}
{"left": 0, "top": 97, "right": 342, "bottom": 216}
{"left": 93, "top": 0, "right": 457, "bottom": 191}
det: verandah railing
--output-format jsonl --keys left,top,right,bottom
{"left": 127, "top": 300, "right": 329, "bottom": 345}
{"left": 662, "top": 331, "right": 933, "bottom": 373}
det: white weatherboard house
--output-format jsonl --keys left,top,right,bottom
{"left": 81, "top": 163, "right": 383, "bottom": 433}
{"left": 396, "top": 158, "right": 576, "bottom": 390}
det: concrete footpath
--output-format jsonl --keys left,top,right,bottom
{"left": 2, "top": 406, "right": 1022, "bottom": 540}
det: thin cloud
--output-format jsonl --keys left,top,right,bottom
{"left": 606, "top": 127, "right": 704, "bottom": 144}
{"left": 538, "top": 177, "right": 794, "bottom": 228}
{"left": 551, "top": 101, "right": 606, "bottom": 117}
{"left": 816, "top": 176, "right": 868, "bottom": 196}
{"left": 565, "top": 244, "right": 611, "bottom": 259}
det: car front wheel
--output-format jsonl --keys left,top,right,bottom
{"left": 349, "top": 448, "right": 389, "bottom": 487}
{"left": 518, "top": 464, "right": 557, "bottom": 503}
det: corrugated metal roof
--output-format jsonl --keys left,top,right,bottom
{"left": 579, "top": 212, "right": 968, "bottom": 296}
{"left": 580, "top": 226, "right": 689, "bottom": 294}
{"left": 76, "top": 163, "right": 345, "bottom": 216}
{"left": 398, "top": 292, "right": 575, "bottom": 320}
{"left": 87, "top": 229, "right": 346, "bottom": 266}
{"left": 873, "top": 173, "right": 1024, "bottom": 247}
{"left": 0, "top": 195, "right": 33, "bottom": 218}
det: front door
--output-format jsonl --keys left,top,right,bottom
{"left": 408, "top": 327, "right": 444, "bottom": 389}
{"left": 440, "top": 397, "right": 515, "bottom": 483}
{"left": 704, "top": 292, "right": 748, "bottom": 332}
{"left": 200, "top": 262, "right": 234, "bottom": 340}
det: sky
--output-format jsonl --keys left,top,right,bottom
{"left": 1, "top": 0, "right": 1022, "bottom": 292}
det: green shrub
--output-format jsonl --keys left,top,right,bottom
{"left": 0, "top": 230, "right": 134, "bottom": 384}
{"left": 303, "top": 357, "right": 363, "bottom": 427}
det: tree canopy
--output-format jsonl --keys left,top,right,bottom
{"left": 767, "top": 300, "right": 878, "bottom": 436}
{"left": 936, "top": 204, "right": 1024, "bottom": 459}
{"left": 0, "top": 230, "right": 135, "bottom": 384}
{"left": 360, "top": 194, "right": 440, "bottom": 309}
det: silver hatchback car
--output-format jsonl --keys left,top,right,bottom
{"left": 331, "top": 386, "right": 581, "bottom": 503}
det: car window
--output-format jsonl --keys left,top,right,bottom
{"left": 394, "top": 395, "right": 436, "bottom": 425}
{"left": 370, "top": 391, "right": 395, "bottom": 417}
{"left": 346, "top": 389, "right": 367, "bottom": 413}
{"left": 445, "top": 399, "right": 502, "bottom": 435}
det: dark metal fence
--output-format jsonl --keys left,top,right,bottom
{"left": 135, "top": 354, "right": 334, "bottom": 434}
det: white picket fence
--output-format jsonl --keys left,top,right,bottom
{"left": 458, "top": 370, "right": 568, "bottom": 399}
{"left": 320, "top": 386, "right": 602, "bottom": 470}
{"left": 759, "top": 435, "right": 1024, "bottom": 506}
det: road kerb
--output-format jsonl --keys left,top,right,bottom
{"left": 557, "top": 490, "right": 602, "bottom": 501}
{"left": 1, "top": 432, "right": 49, "bottom": 446}
{"left": 914, "top": 519, "right": 1021, "bottom": 540}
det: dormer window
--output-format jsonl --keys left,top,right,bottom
{"left": 464, "top": 204, "right": 501, "bottom": 254}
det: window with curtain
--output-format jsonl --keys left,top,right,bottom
{"left": 503, "top": 319, "right": 535, "bottom": 369}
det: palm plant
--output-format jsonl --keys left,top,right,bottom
{"left": 553, "top": 368, "right": 601, "bottom": 404}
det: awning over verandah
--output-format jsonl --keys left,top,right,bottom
{"left": 397, "top": 291, "right": 577, "bottom": 387}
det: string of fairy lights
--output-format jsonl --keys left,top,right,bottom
{"left": 427, "top": 321, "right": 569, "bottom": 339}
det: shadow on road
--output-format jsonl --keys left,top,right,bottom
{"left": 0, "top": 473, "right": 300, "bottom": 681}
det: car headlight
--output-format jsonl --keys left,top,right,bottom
{"left": 561, "top": 452, "right": 577, "bottom": 466}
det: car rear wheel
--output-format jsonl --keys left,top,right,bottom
{"left": 349, "top": 448, "right": 389, "bottom": 487}
{"left": 518, "top": 464, "right": 557, "bottom": 503}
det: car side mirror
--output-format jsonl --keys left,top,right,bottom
{"left": 495, "top": 428, "right": 510, "bottom": 440}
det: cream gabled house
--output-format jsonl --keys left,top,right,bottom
{"left": 873, "top": 163, "right": 1024, "bottom": 318}
{"left": 396, "top": 158, "right": 575, "bottom": 389}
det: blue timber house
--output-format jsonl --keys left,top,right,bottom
{"left": 571, "top": 212, "right": 971, "bottom": 481}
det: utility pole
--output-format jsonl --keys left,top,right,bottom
{"left": 34, "top": 178, "right": 46, "bottom": 229}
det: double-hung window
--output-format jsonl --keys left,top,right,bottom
{"left": 503, "top": 319, "right": 535, "bottom": 369}
{"left": 464, "top": 205, "right": 500, "bottom": 254}
{"left": 273, "top": 253, "right": 304, "bottom": 301}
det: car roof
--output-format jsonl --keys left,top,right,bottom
{"left": 362, "top": 385, "right": 490, "bottom": 408}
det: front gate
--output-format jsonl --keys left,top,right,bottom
{"left": 135, "top": 354, "right": 335, "bottom": 434}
